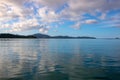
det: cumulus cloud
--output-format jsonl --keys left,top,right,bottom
{"left": 38, "top": 7, "right": 60, "bottom": 23}
{"left": 68, "top": 0, "right": 120, "bottom": 13}
{"left": 35, "top": 0, "right": 67, "bottom": 9}
{"left": 0, "top": 0, "right": 120, "bottom": 34}
{"left": 100, "top": 13, "right": 106, "bottom": 20}
{"left": 0, "top": 0, "right": 28, "bottom": 18}
{"left": 61, "top": 0, "right": 120, "bottom": 22}
{"left": 71, "top": 22, "right": 81, "bottom": 29}
{"left": 11, "top": 18, "right": 39, "bottom": 32}
{"left": 84, "top": 19, "right": 98, "bottom": 24}
{"left": 39, "top": 26, "right": 50, "bottom": 34}
{"left": 1, "top": 18, "right": 50, "bottom": 34}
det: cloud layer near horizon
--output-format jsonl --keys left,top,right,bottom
{"left": 0, "top": 0, "right": 120, "bottom": 33}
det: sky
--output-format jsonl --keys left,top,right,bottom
{"left": 0, "top": 0, "right": 120, "bottom": 38}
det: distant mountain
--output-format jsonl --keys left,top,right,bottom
{"left": 51, "top": 36, "right": 73, "bottom": 39}
{"left": 0, "top": 33, "right": 35, "bottom": 38}
{"left": 51, "top": 36, "right": 96, "bottom": 39}
{"left": 33, "top": 34, "right": 96, "bottom": 39}
{"left": 0, "top": 33, "right": 96, "bottom": 39}
{"left": 33, "top": 33, "right": 50, "bottom": 38}
{"left": 115, "top": 37, "right": 120, "bottom": 39}
{"left": 77, "top": 36, "right": 96, "bottom": 39}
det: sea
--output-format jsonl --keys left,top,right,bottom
{"left": 0, "top": 39, "right": 120, "bottom": 80}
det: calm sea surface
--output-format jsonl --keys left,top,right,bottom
{"left": 0, "top": 39, "right": 120, "bottom": 80}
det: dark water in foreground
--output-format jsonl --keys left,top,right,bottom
{"left": 0, "top": 39, "right": 120, "bottom": 80}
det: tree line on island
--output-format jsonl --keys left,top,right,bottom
{"left": 0, "top": 33, "right": 120, "bottom": 39}
{"left": 0, "top": 33, "right": 97, "bottom": 39}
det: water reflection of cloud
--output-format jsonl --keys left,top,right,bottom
{"left": 0, "top": 39, "right": 39, "bottom": 78}
{"left": 0, "top": 39, "right": 59, "bottom": 78}
{"left": 0, "top": 39, "right": 120, "bottom": 80}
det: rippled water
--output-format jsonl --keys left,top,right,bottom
{"left": 0, "top": 39, "right": 120, "bottom": 80}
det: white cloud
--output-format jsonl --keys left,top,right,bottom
{"left": 11, "top": 18, "right": 39, "bottom": 31}
{"left": 61, "top": 0, "right": 120, "bottom": 21}
{"left": 68, "top": 0, "right": 120, "bottom": 13}
{"left": 0, "top": 0, "right": 25, "bottom": 18}
{"left": 84, "top": 19, "right": 98, "bottom": 24}
{"left": 71, "top": 22, "right": 81, "bottom": 29}
{"left": 100, "top": 13, "right": 106, "bottom": 20}
{"left": 2, "top": 18, "right": 50, "bottom": 33}
{"left": 71, "top": 19, "right": 98, "bottom": 29}
{"left": 38, "top": 7, "right": 60, "bottom": 23}
{"left": 35, "top": 0, "right": 67, "bottom": 9}
{"left": 39, "top": 26, "right": 50, "bottom": 34}
{"left": 0, "top": 0, "right": 120, "bottom": 33}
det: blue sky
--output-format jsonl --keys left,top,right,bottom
{"left": 0, "top": 0, "right": 120, "bottom": 38}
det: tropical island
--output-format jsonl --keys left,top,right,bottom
{"left": 0, "top": 33, "right": 96, "bottom": 39}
